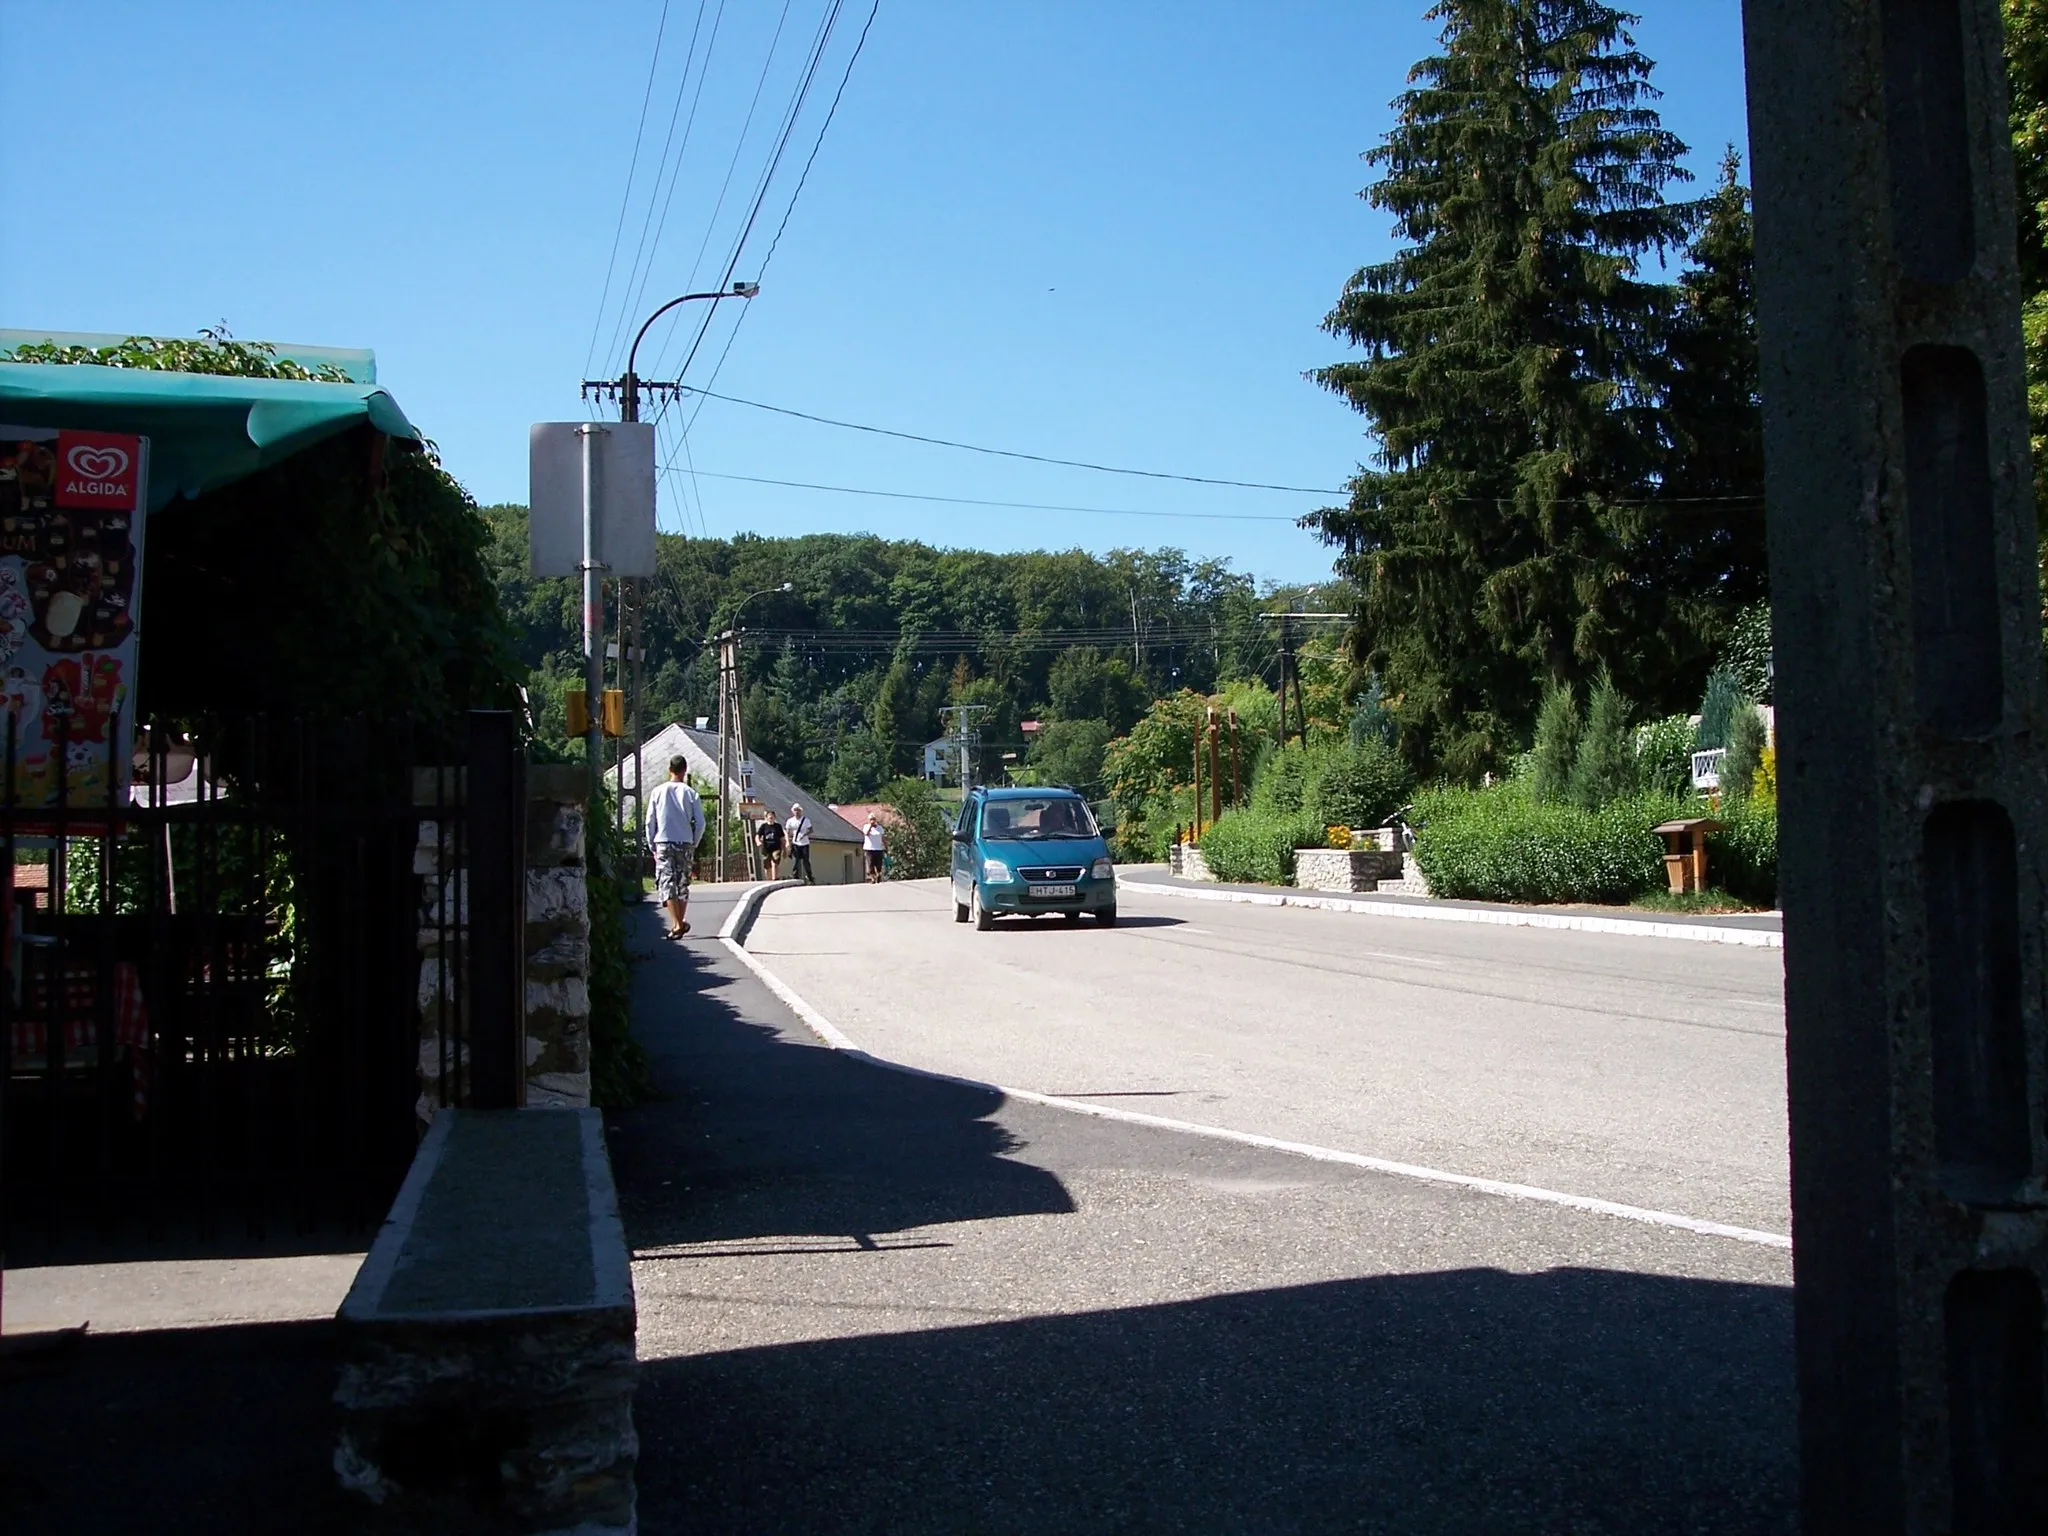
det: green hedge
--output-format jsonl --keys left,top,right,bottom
{"left": 1198, "top": 808, "right": 1323, "bottom": 885}
{"left": 1709, "top": 798, "right": 1778, "bottom": 908}
{"left": 1413, "top": 785, "right": 1683, "bottom": 904}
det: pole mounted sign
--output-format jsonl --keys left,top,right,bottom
{"left": 527, "top": 421, "right": 657, "bottom": 580}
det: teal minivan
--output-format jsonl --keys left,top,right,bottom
{"left": 950, "top": 786, "right": 1117, "bottom": 930}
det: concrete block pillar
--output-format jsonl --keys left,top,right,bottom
{"left": 1744, "top": 3, "right": 2048, "bottom": 1529}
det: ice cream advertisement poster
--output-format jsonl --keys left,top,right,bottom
{"left": 0, "top": 426, "right": 148, "bottom": 816}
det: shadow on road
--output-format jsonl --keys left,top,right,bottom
{"left": 638, "top": 1264, "right": 1795, "bottom": 1536}
{"left": 612, "top": 918, "right": 1075, "bottom": 1249}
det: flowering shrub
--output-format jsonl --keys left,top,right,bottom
{"left": 1326, "top": 824, "right": 1353, "bottom": 849}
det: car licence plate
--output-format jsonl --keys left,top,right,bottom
{"left": 1028, "top": 883, "right": 1077, "bottom": 898}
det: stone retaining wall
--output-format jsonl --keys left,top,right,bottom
{"left": 1293, "top": 847, "right": 1406, "bottom": 893}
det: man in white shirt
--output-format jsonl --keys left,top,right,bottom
{"left": 644, "top": 755, "right": 705, "bottom": 939}
{"left": 862, "top": 812, "right": 887, "bottom": 884}
{"left": 785, "top": 803, "right": 815, "bottom": 884}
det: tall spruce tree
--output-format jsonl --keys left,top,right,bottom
{"left": 2005, "top": 0, "right": 2048, "bottom": 527}
{"left": 1312, "top": 0, "right": 1695, "bottom": 780}
{"left": 1644, "top": 150, "right": 1768, "bottom": 685}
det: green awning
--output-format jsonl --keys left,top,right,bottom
{"left": 0, "top": 362, "right": 420, "bottom": 512}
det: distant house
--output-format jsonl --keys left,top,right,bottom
{"left": 613, "top": 723, "right": 865, "bottom": 884}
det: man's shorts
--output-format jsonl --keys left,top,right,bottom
{"left": 654, "top": 842, "right": 694, "bottom": 902}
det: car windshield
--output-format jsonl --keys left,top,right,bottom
{"left": 981, "top": 796, "right": 1098, "bottom": 840}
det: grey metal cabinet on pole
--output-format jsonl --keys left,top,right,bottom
{"left": 1745, "top": 3, "right": 2048, "bottom": 1530}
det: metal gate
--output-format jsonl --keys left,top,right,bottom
{"left": 0, "top": 709, "right": 523, "bottom": 1255}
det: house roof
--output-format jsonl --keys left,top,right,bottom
{"left": 830, "top": 802, "right": 902, "bottom": 830}
{"left": 612, "top": 722, "right": 861, "bottom": 844}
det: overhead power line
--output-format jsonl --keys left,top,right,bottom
{"left": 669, "top": 467, "right": 1307, "bottom": 521}
{"left": 677, "top": 0, "right": 883, "bottom": 432}
{"left": 680, "top": 387, "right": 1348, "bottom": 494}
{"left": 584, "top": 0, "right": 675, "bottom": 381}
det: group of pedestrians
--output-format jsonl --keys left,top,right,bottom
{"left": 754, "top": 802, "right": 815, "bottom": 883}
{"left": 643, "top": 753, "right": 891, "bottom": 941}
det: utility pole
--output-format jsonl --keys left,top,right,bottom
{"left": 576, "top": 424, "right": 608, "bottom": 808}
{"left": 938, "top": 704, "right": 992, "bottom": 793}
{"left": 1196, "top": 712, "right": 1212, "bottom": 835}
{"left": 1228, "top": 709, "right": 1241, "bottom": 807}
{"left": 715, "top": 629, "right": 736, "bottom": 882}
{"left": 1746, "top": 3, "right": 2048, "bottom": 1529}
{"left": 581, "top": 282, "right": 757, "bottom": 853}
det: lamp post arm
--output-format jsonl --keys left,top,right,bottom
{"left": 626, "top": 290, "right": 741, "bottom": 384}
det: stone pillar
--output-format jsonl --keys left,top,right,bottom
{"left": 523, "top": 764, "right": 592, "bottom": 1110}
{"left": 1745, "top": 4, "right": 2048, "bottom": 1530}
{"left": 413, "top": 764, "right": 594, "bottom": 1120}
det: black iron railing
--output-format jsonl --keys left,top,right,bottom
{"left": 0, "top": 709, "right": 523, "bottom": 1255}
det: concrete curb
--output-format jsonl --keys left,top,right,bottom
{"left": 1117, "top": 872, "right": 1783, "bottom": 949}
{"left": 715, "top": 880, "right": 1790, "bottom": 1250}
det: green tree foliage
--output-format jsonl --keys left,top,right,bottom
{"left": 1721, "top": 696, "right": 1765, "bottom": 805}
{"left": 481, "top": 517, "right": 1259, "bottom": 792}
{"left": 1047, "top": 646, "right": 1147, "bottom": 732}
{"left": 1650, "top": 152, "right": 1768, "bottom": 654}
{"left": 1307, "top": 737, "right": 1413, "bottom": 829}
{"left": 1101, "top": 689, "right": 1214, "bottom": 858}
{"left": 1632, "top": 713, "right": 1695, "bottom": 795}
{"left": 1311, "top": 1, "right": 1762, "bottom": 779}
{"left": 876, "top": 776, "right": 951, "bottom": 879}
{"left": 1025, "top": 717, "right": 1113, "bottom": 795}
{"left": 1694, "top": 667, "right": 1743, "bottom": 750}
{"left": 1567, "top": 672, "right": 1634, "bottom": 809}
{"left": 1529, "top": 683, "right": 1582, "bottom": 804}
{"left": 3, "top": 332, "right": 353, "bottom": 381}
{"left": 1719, "top": 599, "right": 1772, "bottom": 702}
{"left": 2007, "top": 0, "right": 2048, "bottom": 520}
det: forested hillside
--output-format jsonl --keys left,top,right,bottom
{"left": 481, "top": 505, "right": 1304, "bottom": 801}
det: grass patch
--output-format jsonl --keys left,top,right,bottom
{"left": 1629, "top": 888, "right": 1764, "bottom": 915}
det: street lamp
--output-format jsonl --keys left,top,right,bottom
{"left": 619, "top": 281, "right": 759, "bottom": 423}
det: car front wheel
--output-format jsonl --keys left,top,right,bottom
{"left": 1095, "top": 904, "right": 1118, "bottom": 927}
{"left": 972, "top": 886, "right": 994, "bottom": 931}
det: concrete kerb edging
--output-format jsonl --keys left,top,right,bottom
{"left": 716, "top": 881, "right": 1791, "bottom": 1251}
{"left": 1118, "top": 871, "right": 1784, "bottom": 949}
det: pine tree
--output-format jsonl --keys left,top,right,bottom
{"left": 1721, "top": 695, "right": 1765, "bottom": 804}
{"left": 1642, "top": 150, "right": 1768, "bottom": 691}
{"left": 1312, "top": 0, "right": 1696, "bottom": 780}
{"left": 1567, "top": 670, "right": 1634, "bottom": 809}
{"left": 1530, "top": 682, "right": 1582, "bottom": 803}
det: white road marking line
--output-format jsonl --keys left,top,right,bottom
{"left": 716, "top": 885, "right": 1791, "bottom": 1252}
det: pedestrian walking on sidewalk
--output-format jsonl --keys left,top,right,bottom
{"left": 755, "top": 812, "right": 785, "bottom": 880}
{"left": 862, "top": 811, "right": 887, "bottom": 884}
{"left": 786, "top": 803, "right": 815, "bottom": 884}
{"left": 645, "top": 756, "right": 705, "bottom": 940}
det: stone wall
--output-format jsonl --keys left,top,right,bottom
{"left": 1293, "top": 846, "right": 1405, "bottom": 894}
{"left": 1170, "top": 843, "right": 1215, "bottom": 882}
{"left": 414, "top": 765, "right": 593, "bottom": 1121}
{"left": 523, "top": 765, "right": 591, "bottom": 1110}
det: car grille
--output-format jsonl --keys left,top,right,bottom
{"left": 1019, "top": 867, "right": 1084, "bottom": 882}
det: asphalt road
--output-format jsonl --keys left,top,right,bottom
{"left": 746, "top": 877, "right": 1791, "bottom": 1236}
{"left": 618, "top": 886, "right": 1796, "bottom": 1535}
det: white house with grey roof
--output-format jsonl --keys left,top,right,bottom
{"left": 610, "top": 723, "right": 866, "bottom": 885}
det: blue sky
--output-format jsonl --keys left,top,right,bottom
{"left": 0, "top": 1, "right": 1749, "bottom": 588}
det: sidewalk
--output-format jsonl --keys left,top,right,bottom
{"left": 1118, "top": 865, "right": 1783, "bottom": 947}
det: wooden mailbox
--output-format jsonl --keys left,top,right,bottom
{"left": 1651, "top": 817, "right": 1722, "bottom": 896}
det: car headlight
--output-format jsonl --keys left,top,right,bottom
{"left": 1091, "top": 857, "right": 1114, "bottom": 881}
{"left": 981, "top": 858, "right": 1015, "bottom": 884}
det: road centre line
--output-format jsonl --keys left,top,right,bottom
{"left": 717, "top": 885, "right": 1792, "bottom": 1252}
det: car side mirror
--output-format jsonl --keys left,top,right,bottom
{"left": 952, "top": 830, "right": 971, "bottom": 843}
